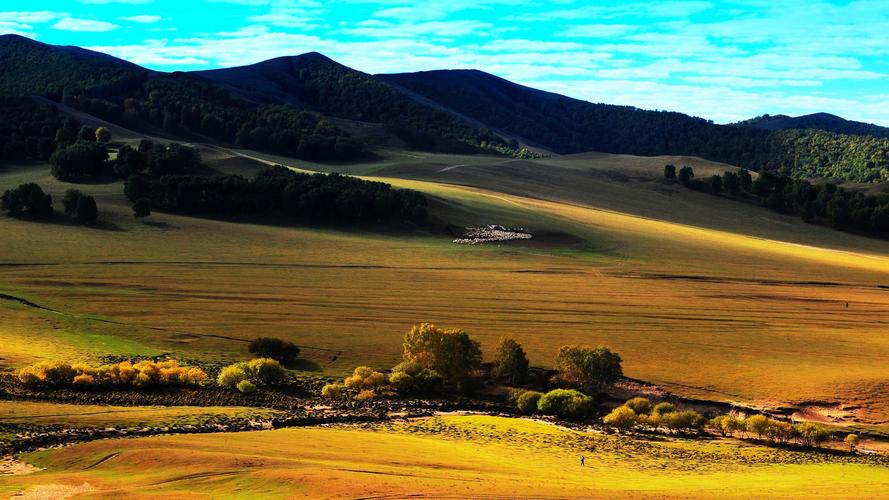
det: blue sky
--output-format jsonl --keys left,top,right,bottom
{"left": 4, "top": 1, "right": 889, "bottom": 125}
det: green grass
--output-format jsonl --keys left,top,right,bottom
{"left": 3, "top": 415, "right": 887, "bottom": 498}
{"left": 4, "top": 148, "right": 889, "bottom": 429}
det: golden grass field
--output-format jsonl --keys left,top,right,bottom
{"left": 3, "top": 415, "right": 888, "bottom": 498}
{"left": 4, "top": 145, "right": 889, "bottom": 428}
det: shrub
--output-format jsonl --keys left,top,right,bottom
{"left": 651, "top": 402, "right": 677, "bottom": 417}
{"left": 236, "top": 380, "right": 257, "bottom": 394}
{"left": 50, "top": 141, "right": 109, "bottom": 181}
{"left": 603, "top": 405, "right": 638, "bottom": 430}
{"left": 321, "top": 383, "right": 344, "bottom": 399}
{"left": 61, "top": 189, "right": 98, "bottom": 223}
{"left": 246, "top": 358, "right": 285, "bottom": 385}
{"left": 492, "top": 337, "right": 529, "bottom": 384}
{"left": 217, "top": 365, "right": 250, "bottom": 389}
{"left": 516, "top": 390, "right": 543, "bottom": 414}
{"left": 662, "top": 410, "right": 706, "bottom": 433}
{"left": 95, "top": 127, "right": 111, "bottom": 143}
{"left": 355, "top": 389, "right": 376, "bottom": 401}
{"left": 624, "top": 397, "right": 652, "bottom": 415}
{"left": 388, "top": 361, "right": 443, "bottom": 395}
{"left": 552, "top": 345, "right": 622, "bottom": 394}
{"left": 133, "top": 198, "right": 151, "bottom": 218}
{"left": 537, "top": 389, "right": 596, "bottom": 419}
{"left": 845, "top": 433, "right": 860, "bottom": 452}
{"left": 402, "top": 323, "right": 481, "bottom": 387}
{"left": 62, "top": 189, "right": 84, "bottom": 215}
{"left": 1, "top": 183, "right": 53, "bottom": 218}
{"left": 344, "top": 366, "right": 386, "bottom": 390}
{"left": 248, "top": 337, "right": 300, "bottom": 363}
{"left": 16, "top": 359, "right": 207, "bottom": 388}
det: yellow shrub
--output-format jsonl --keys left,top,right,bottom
{"left": 72, "top": 373, "right": 95, "bottom": 386}
{"left": 321, "top": 383, "right": 344, "bottom": 398}
{"left": 355, "top": 389, "right": 376, "bottom": 401}
{"left": 344, "top": 366, "right": 386, "bottom": 390}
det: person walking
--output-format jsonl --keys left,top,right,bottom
{"left": 580, "top": 455, "right": 585, "bottom": 467}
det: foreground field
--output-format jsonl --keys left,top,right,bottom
{"left": 3, "top": 415, "right": 887, "bottom": 498}
{"left": 4, "top": 147, "right": 889, "bottom": 428}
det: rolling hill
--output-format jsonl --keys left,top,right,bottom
{"left": 2, "top": 34, "right": 889, "bottom": 179}
{"left": 738, "top": 112, "right": 889, "bottom": 138}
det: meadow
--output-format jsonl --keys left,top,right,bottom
{"left": 3, "top": 415, "right": 887, "bottom": 498}
{"left": 4, "top": 143, "right": 889, "bottom": 431}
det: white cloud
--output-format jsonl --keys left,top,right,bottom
{"left": 52, "top": 17, "right": 119, "bottom": 32}
{"left": 122, "top": 15, "right": 161, "bottom": 23}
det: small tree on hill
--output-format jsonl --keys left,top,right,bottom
{"left": 709, "top": 174, "right": 723, "bottom": 193}
{"left": 553, "top": 345, "right": 622, "bottom": 394}
{"left": 845, "top": 433, "right": 860, "bottom": 452}
{"left": 492, "top": 337, "right": 529, "bottom": 384}
{"left": 75, "top": 194, "right": 98, "bottom": 224}
{"left": 722, "top": 171, "right": 740, "bottom": 193}
{"left": 678, "top": 166, "right": 694, "bottom": 186}
{"left": 664, "top": 164, "right": 676, "bottom": 180}
{"left": 738, "top": 169, "right": 753, "bottom": 192}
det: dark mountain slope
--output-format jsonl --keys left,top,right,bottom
{"left": 192, "top": 53, "right": 505, "bottom": 151}
{"left": 737, "top": 112, "right": 889, "bottom": 138}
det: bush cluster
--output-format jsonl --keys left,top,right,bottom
{"left": 603, "top": 398, "right": 706, "bottom": 433}
{"left": 216, "top": 358, "right": 286, "bottom": 393}
{"left": 16, "top": 359, "right": 208, "bottom": 388}
{"left": 1, "top": 183, "right": 53, "bottom": 218}
{"left": 62, "top": 189, "right": 98, "bottom": 224}
{"left": 512, "top": 388, "right": 595, "bottom": 420}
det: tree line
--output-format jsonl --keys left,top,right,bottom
{"left": 668, "top": 164, "right": 889, "bottom": 239}
{"left": 125, "top": 165, "right": 429, "bottom": 226}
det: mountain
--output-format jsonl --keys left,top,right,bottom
{"left": 737, "top": 113, "right": 889, "bottom": 138}
{"left": 191, "top": 53, "right": 502, "bottom": 152}
{"left": 2, "top": 36, "right": 889, "bottom": 181}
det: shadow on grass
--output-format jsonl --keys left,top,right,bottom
{"left": 284, "top": 359, "right": 323, "bottom": 372}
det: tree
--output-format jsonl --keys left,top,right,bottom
{"left": 124, "top": 174, "right": 151, "bottom": 202}
{"left": 678, "top": 166, "right": 694, "bottom": 186}
{"left": 604, "top": 405, "right": 637, "bottom": 430}
{"left": 845, "top": 433, "right": 860, "bottom": 452}
{"left": 62, "top": 189, "right": 84, "bottom": 216}
{"left": 722, "top": 171, "right": 739, "bottom": 193}
{"left": 133, "top": 198, "right": 151, "bottom": 218}
{"left": 738, "top": 169, "right": 753, "bottom": 192}
{"left": 794, "top": 422, "right": 830, "bottom": 447}
{"left": 492, "top": 337, "right": 529, "bottom": 384}
{"left": 402, "top": 323, "right": 482, "bottom": 387}
{"left": 746, "top": 414, "right": 770, "bottom": 439}
{"left": 1, "top": 183, "right": 53, "bottom": 218}
{"left": 75, "top": 195, "right": 98, "bottom": 224}
{"left": 553, "top": 345, "right": 622, "bottom": 394}
{"left": 248, "top": 337, "right": 300, "bottom": 363}
{"left": 709, "top": 175, "right": 722, "bottom": 193}
{"left": 664, "top": 164, "right": 676, "bottom": 180}
{"left": 95, "top": 127, "right": 112, "bottom": 143}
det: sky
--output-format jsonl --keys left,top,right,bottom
{"left": 3, "top": 1, "right": 889, "bottom": 125}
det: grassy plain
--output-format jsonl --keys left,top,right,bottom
{"left": 3, "top": 147, "right": 889, "bottom": 427}
{"left": 3, "top": 415, "right": 887, "bottom": 498}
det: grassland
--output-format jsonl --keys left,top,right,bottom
{"left": 4, "top": 144, "right": 889, "bottom": 430}
{"left": 3, "top": 415, "right": 887, "bottom": 498}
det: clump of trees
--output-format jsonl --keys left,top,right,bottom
{"left": 670, "top": 164, "right": 889, "bottom": 239}
{"left": 602, "top": 397, "right": 707, "bottom": 434}
{"left": 216, "top": 358, "right": 286, "bottom": 393}
{"left": 552, "top": 345, "right": 623, "bottom": 394}
{"left": 402, "top": 322, "right": 482, "bottom": 389}
{"left": 126, "top": 166, "right": 428, "bottom": 227}
{"left": 114, "top": 141, "right": 201, "bottom": 179}
{"left": 1, "top": 183, "right": 53, "bottom": 218}
{"left": 16, "top": 359, "right": 208, "bottom": 388}
{"left": 248, "top": 337, "right": 300, "bottom": 364}
{"left": 50, "top": 140, "right": 110, "bottom": 181}
{"left": 537, "top": 388, "right": 596, "bottom": 419}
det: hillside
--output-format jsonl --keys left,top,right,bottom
{"left": 739, "top": 112, "right": 889, "bottom": 138}
{"left": 192, "top": 53, "right": 502, "bottom": 153}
